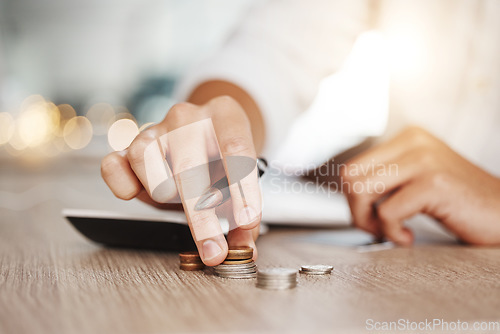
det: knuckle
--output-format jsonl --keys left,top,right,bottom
{"left": 189, "top": 212, "right": 215, "bottom": 229}
{"left": 127, "top": 134, "right": 154, "bottom": 166}
{"left": 425, "top": 171, "right": 452, "bottom": 189}
{"left": 174, "top": 157, "right": 198, "bottom": 173}
{"left": 166, "top": 102, "right": 196, "bottom": 122}
{"left": 210, "top": 95, "right": 238, "bottom": 107}
{"left": 222, "top": 136, "right": 252, "bottom": 156}
{"left": 413, "top": 148, "right": 436, "bottom": 168}
{"left": 405, "top": 126, "right": 432, "bottom": 146}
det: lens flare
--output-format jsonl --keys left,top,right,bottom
{"left": 63, "top": 116, "right": 93, "bottom": 150}
{"left": 17, "top": 102, "right": 57, "bottom": 148}
{"left": 107, "top": 119, "right": 139, "bottom": 151}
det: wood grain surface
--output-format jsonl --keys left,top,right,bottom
{"left": 1, "top": 156, "right": 500, "bottom": 334}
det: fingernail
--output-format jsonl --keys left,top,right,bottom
{"left": 238, "top": 206, "right": 259, "bottom": 226}
{"left": 202, "top": 239, "right": 222, "bottom": 261}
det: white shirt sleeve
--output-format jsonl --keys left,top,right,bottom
{"left": 173, "top": 0, "right": 370, "bottom": 159}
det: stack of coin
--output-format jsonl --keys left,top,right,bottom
{"left": 213, "top": 246, "right": 257, "bottom": 279}
{"left": 300, "top": 265, "right": 334, "bottom": 275}
{"left": 179, "top": 251, "right": 205, "bottom": 271}
{"left": 256, "top": 268, "right": 298, "bottom": 290}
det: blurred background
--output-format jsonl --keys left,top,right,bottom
{"left": 0, "top": 0, "right": 253, "bottom": 163}
{"left": 0, "top": 0, "right": 258, "bottom": 217}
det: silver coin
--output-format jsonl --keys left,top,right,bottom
{"left": 257, "top": 268, "right": 298, "bottom": 277}
{"left": 300, "top": 265, "right": 333, "bottom": 272}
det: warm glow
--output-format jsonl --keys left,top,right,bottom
{"left": 63, "top": 116, "right": 93, "bottom": 149}
{"left": 385, "top": 29, "right": 426, "bottom": 79}
{"left": 107, "top": 119, "right": 139, "bottom": 151}
{"left": 57, "top": 104, "right": 77, "bottom": 125}
{"left": 17, "top": 102, "right": 58, "bottom": 148}
{"left": 20, "top": 95, "right": 46, "bottom": 111}
{"left": 0, "top": 112, "right": 15, "bottom": 145}
{"left": 276, "top": 31, "right": 390, "bottom": 171}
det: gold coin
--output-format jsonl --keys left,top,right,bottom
{"left": 179, "top": 251, "right": 203, "bottom": 264}
{"left": 222, "top": 258, "right": 254, "bottom": 265}
{"left": 226, "top": 246, "right": 253, "bottom": 260}
{"left": 180, "top": 263, "right": 205, "bottom": 271}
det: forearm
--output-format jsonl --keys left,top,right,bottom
{"left": 186, "top": 80, "right": 266, "bottom": 154}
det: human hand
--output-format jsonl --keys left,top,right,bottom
{"left": 341, "top": 127, "right": 500, "bottom": 246}
{"left": 101, "top": 96, "right": 262, "bottom": 265}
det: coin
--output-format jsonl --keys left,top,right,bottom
{"left": 256, "top": 267, "right": 298, "bottom": 290}
{"left": 222, "top": 258, "right": 254, "bottom": 265}
{"left": 179, "top": 251, "right": 203, "bottom": 264}
{"left": 180, "top": 263, "right": 205, "bottom": 271}
{"left": 300, "top": 265, "right": 333, "bottom": 275}
{"left": 213, "top": 260, "right": 257, "bottom": 279}
{"left": 225, "top": 246, "right": 253, "bottom": 260}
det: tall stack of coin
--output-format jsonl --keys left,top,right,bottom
{"left": 256, "top": 268, "right": 298, "bottom": 290}
{"left": 179, "top": 251, "right": 205, "bottom": 271}
{"left": 300, "top": 265, "right": 333, "bottom": 275}
{"left": 213, "top": 246, "right": 257, "bottom": 279}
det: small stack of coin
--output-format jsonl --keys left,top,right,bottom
{"left": 179, "top": 251, "right": 205, "bottom": 271}
{"left": 300, "top": 265, "right": 333, "bottom": 275}
{"left": 256, "top": 268, "right": 298, "bottom": 290}
{"left": 213, "top": 246, "right": 257, "bottom": 279}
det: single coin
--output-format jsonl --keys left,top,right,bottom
{"left": 179, "top": 251, "right": 203, "bottom": 264}
{"left": 225, "top": 246, "right": 254, "bottom": 260}
{"left": 180, "top": 263, "right": 205, "bottom": 271}
{"left": 300, "top": 265, "right": 333, "bottom": 272}
{"left": 222, "top": 258, "right": 254, "bottom": 265}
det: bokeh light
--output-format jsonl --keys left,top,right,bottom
{"left": 63, "top": 116, "right": 93, "bottom": 150}
{"left": 107, "top": 119, "right": 139, "bottom": 151}
{"left": 17, "top": 101, "right": 58, "bottom": 148}
{"left": 0, "top": 112, "right": 15, "bottom": 145}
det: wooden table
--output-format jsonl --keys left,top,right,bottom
{"left": 1, "top": 155, "right": 500, "bottom": 334}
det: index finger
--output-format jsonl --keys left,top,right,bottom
{"left": 210, "top": 97, "right": 262, "bottom": 230}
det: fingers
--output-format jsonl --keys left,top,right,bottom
{"left": 347, "top": 126, "right": 434, "bottom": 168}
{"left": 211, "top": 96, "right": 262, "bottom": 230}
{"left": 376, "top": 178, "right": 437, "bottom": 245}
{"left": 166, "top": 111, "right": 228, "bottom": 265}
{"left": 127, "top": 125, "right": 177, "bottom": 203}
{"left": 342, "top": 127, "right": 442, "bottom": 240}
{"left": 101, "top": 150, "right": 142, "bottom": 200}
